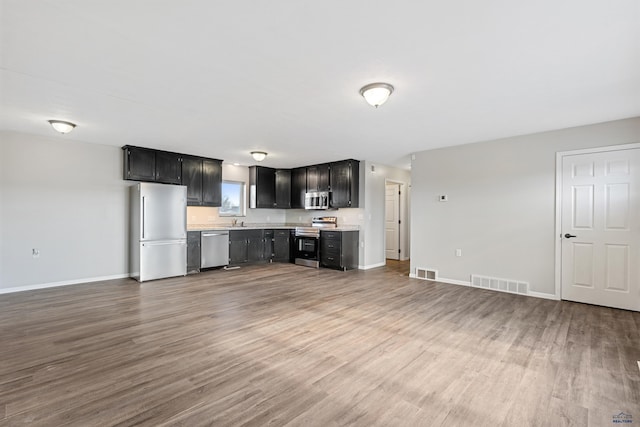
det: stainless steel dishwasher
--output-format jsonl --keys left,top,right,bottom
{"left": 201, "top": 230, "right": 229, "bottom": 268}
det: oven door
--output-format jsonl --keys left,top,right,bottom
{"left": 294, "top": 236, "right": 319, "bottom": 267}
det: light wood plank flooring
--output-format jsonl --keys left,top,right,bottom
{"left": 1, "top": 262, "right": 639, "bottom": 426}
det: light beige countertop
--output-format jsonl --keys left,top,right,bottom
{"left": 187, "top": 223, "right": 359, "bottom": 232}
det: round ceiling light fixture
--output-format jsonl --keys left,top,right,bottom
{"left": 359, "top": 82, "right": 394, "bottom": 108}
{"left": 251, "top": 151, "right": 268, "bottom": 162}
{"left": 48, "top": 120, "right": 76, "bottom": 134}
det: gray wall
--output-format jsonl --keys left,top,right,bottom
{"left": 0, "top": 131, "right": 130, "bottom": 290}
{"left": 0, "top": 131, "right": 407, "bottom": 290}
{"left": 410, "top": 117, "right": 640, "bottom": 296}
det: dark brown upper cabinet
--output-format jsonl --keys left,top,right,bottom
{"left": 306, "top": 163, "right": 330, "bottom": 192}
{"left": 123, "top": 146, "right": 181, "bottom": 184}
{"left": 290, "top": 167, "right": 307, "bottom": 209}
{"left": 249, "top": 166, "right": 276, "bottom": 208}
{"left": 182, "top": 156, "right": 222, "bottom": 207}
{"left": 275, "top": 169, "right": 291, "bottom": 209}
{"left": 181, "top": 156, "right": 203, "bottom": 205}
{"left": 330, "top": 160, "right": 359, "bottom": 208}
{"left": 202, "top": 159, "right": 222, "bottom": 206}
{"left": 123, "top": 145, "right": 222, "bottom": 207}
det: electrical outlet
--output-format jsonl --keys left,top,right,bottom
{"left": 32, "top": 248, "right": 40, "bottom": 258}
{"left": 455, "top": 249, "right": 462, "bottom": 257}
{"left": 267, "top": 216, "right": 270, "bottom": 222}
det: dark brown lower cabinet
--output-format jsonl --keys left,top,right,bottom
{"left": 272, "top": 230, "right": 290, "bottom": 262}
{"left": 320, "top": 230, "right": 359, "bottom": 271}
{"left": 187, "top": 231, "right": 201, "bottom": 274}
{"left": 229, "top": 229, "right": 272, "bottom": 265}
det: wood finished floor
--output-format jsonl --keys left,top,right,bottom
{"left": 1, "top": 262, "right": 639, "bottom": 426}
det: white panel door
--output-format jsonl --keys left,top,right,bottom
{"left": 561, "top": 148, "right": 640, "bottom": 311}
{"left": 385, "top": 184, "right": 400, "bottom": 260}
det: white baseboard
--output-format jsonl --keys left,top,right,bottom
{"left": 358, "top": 262, "right": 387, "bottom": 270}
{"left": 527, "top": 291, "right": 560, "bottom": 301}
{"left": 409, "top": 273, "right": 471, "bottom": 286}
{"left": 0, "top": 273, "right": 131, "bottom": 295}
{"left": 409, "top": 272, "right": 559, "bottom": 301}
{"left": 437, "top": 277, "right": 472, "bottom": 287}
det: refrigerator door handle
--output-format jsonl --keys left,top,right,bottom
{"left": 141, "top": 196, "right": 146, "bottom": 239}
{"left": 142, "top": 241, "right": 187, "bottom": 246}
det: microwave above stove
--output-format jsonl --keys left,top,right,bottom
{"left": 305, "top": 191, "right": 330, "bottom": 210}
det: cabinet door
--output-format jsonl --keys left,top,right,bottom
{"left": 182, "top": 157, "right": 203, "bottom": 206}
{"left": 229, "top": 231, "right": 248, "bottom": 264}
{"left": 306, "top": 165, "right": 318, "bottom": 192}
{"left": 203, "top": 159, "right": 222, "bottom": 207}
{"left": 263, "top": 230, "right": 274, "bottom": 260}
{"left": 307, "top": 164, "right": 330, "bottom": 192}
{"left": 124, "top": 147, "right": 156, "bottom": 181}
{"left": 330, "top": 160, "right": 350, "bottom": 208}
{"left": 317, "top": 163, "right": 331, "bottom": 191}
{"left": 246, "top": 230, "right": 265, "bottom": 262}
{"left": 155, "top": 151, "right": 182, "bottom": 184}
{"left": 273, "top": 230, "right": 290, "bottom": 262}
{"left": 275, "top": 169, "right": 291, "bottom": 208}
{"left": 290, "top": 167, "right": 307, "bottom": 209}
{"left": 330, "top": 160, "right": 359, "bottom": 208}
{"left": 250, "top": 166, "right": 276, "bottom": 208}
{"left": 187, "top": 231, "right": 201, "bottom": 273}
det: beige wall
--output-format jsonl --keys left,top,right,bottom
{"left": 410, "top": 117, "right": 640, "bottom": 296}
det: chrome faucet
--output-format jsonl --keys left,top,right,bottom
{"left": 232, "top": 219, "right": 238, "bottom": 226}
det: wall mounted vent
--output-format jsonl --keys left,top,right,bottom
{"left": 414, "top": 268, "right": 437, "bottom": 281}
{"left": 470, "top": 274, "right": 529, "bottom": 295}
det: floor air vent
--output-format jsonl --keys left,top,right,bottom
{"left": 470, "top": 274, "right": 528, "bottom": 295}
{"left": 414, "top": 268, "right": 437, "bottom": 281}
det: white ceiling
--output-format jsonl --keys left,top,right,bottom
{"left": 2, "top": 0, "right": 639, "bottom": 169}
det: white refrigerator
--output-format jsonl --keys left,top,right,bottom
{"left": 130, "top": 182, "right": 187, "bottom": 282}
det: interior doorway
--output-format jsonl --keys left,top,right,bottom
{"left": 385, "top": 182, "right": 401, "bottom": 260}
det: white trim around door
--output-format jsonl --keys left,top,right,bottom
{"left": 554, "top": 142, "right": 640, "bottom": 305}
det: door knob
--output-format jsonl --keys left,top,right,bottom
{"left": 564, "top": 233, "right": 577, "bottom": 238}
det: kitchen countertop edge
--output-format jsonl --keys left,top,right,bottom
{"left": 188, "top": 225, "right": 360, "bottom": 232}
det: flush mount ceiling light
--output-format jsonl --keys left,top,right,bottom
{"left": 251, "top": 151, "right": 268, "bottom": 162}
{"left": 359, "top": 82, "right": 394, "bottom": 108}
{"left": 48, "top": 120, "right": 76, "bottom": 134}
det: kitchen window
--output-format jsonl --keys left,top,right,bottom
{"left": 220, "top": 180, "right": 246, "bottom": 217}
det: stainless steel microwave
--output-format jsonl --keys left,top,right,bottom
{"left": 304, "top": 191, "right": 330, "bottom": 210}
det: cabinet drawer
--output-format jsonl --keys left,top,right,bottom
{"left": 274, "top": 229, "right": 290, "bottom": 237}
{"left": 321, "top": 246, "right": 340, "bottom": 258}
{"left": 320, "top": 231, "right": 341, "bottom": 240}
{"left": 321, "top": 240, "right": 340, "bottom": 251}
{"left": 321, "top": 253, "right": 341, "bottom": 267}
